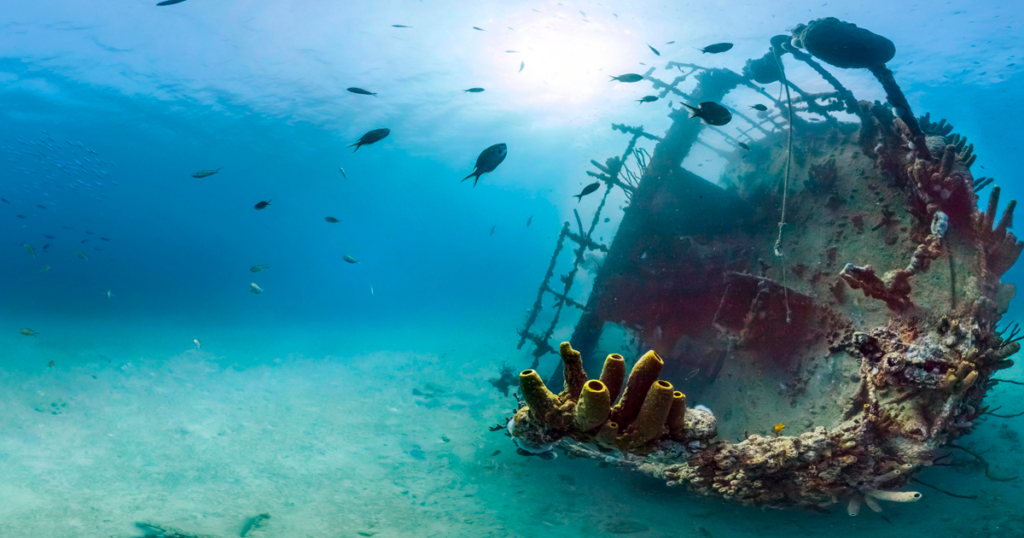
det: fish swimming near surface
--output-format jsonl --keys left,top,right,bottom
{"left": 609, "top": 73, "right": 644, "bottom": 83}
{"left": 325, "top": 216, "right": 340, "bottom": 223}
{"left": 462, "top": 143, "right": 508, "bottom": 187}
{"left": 254, "top": 200, "right": 271, "bottom": 210}
{"left": 194, "top": 338, "right": 202, "bottom": 349}
{"left": 489, "top": 225, "right": 496, "bottom": 236}
{"left": 191, "top": 168, "right": 222, "bottom": 178}
{"left": 156, "top": 0, "right": 187, "bottom": 5}
{"left": 250, "top": 264, "right": 269, "bottom": 272}
{"left": 647, "top": 43, "right": 660, "bottom": 56}
{"left": 464, "top": 88, "right": 485, "bottom": 93}
{"left": 750, "top": 104, "right": 768, "bottom": 111}
{"left": 338, "top": 167, "right": 347, "bottom": 179}
{"left": 519, "top": 61, "right": 525, "bottom": 72}
{"left": 250, "top": 283, "right": 264, "bottom": 295}
{"left": 527, "top": 216, "right": 533, "bottom": 227}
{"left": 472, "top": 26, "right": 484, "bottom": 31}
{"left": 738, "top": 142, "right": 750, "bottom": 151}
{"left": 698, "top": 42, "right": 734, "bottom": 54}
{"left": 506, "top": 50, "right": 518, "bottom": 53}
{"left": 683, "top": 102, "right": 732, "bottom": 126}
{"left": 392, "top": 24, "right": 412, "bottom": 28}
{"left": 574, "top": 182, "right": 601, "bottom": 202}
{"left": 20, "top": 328, "right": 39, "bottom": 336}
{"left": 344, "top": 255, "right": 359, "bottom": 264}
{"left": 666, "top": 41, "right": 675, "bottom": 44}
{"left": 637, "top": 95, "right": 659, "bottom": 104}
{"left": 348, "top": 128, "right": 391, "bottom": 152}
{"left": 347, "top": 87, "right": 377, "bottom": 96}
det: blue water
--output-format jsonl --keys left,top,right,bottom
{"left": 3, "top": 1, "right": 1024, "bottom": 536}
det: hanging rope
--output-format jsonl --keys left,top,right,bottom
{"left": 771, "top": 35, "right": 794, "bottom": 323}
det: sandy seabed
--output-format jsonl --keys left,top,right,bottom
{"left": 1, "top": 322, "right": 1024, "bottom": 538}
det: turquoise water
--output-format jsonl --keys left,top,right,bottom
{"left": 3, "top": 1, "right": 1024, "bottom": 536}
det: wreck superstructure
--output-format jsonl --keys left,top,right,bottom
{"left": 508, "top": 19, "right": 1022, "bottom": 511}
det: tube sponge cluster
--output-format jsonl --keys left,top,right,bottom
{"left": 513, "top": 342, "right": 716, "bottom": 454}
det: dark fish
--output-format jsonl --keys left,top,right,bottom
{"left": 81, "top": 239, "right": 89, "bottom": 244}
{"left": 489, "top": 225, "right": 496, "bottom": 236}
{"left": 348, "top": 128, "right": 390, "bottom": 152}
{"left": 574, "top": 182, "right": 601, "bottom": 202}
{"left": 609, "top": 73, "right": 644, "bottom": 83}
{"left": 462, "top": 143, "right": 508, "bottom": 187}
{"left": 392, "top": 24, "right": 411, "bottom": 28}
{"left": 191, "top": 168, "right": 222, "bottom": 178}
{"left": 738, "top": 142, "right": 750, "bottom": 151}
{"left": 16, "top": 215, "right": 26, "bottom": 219}
{"left": 647, "top": 43, "right": 660, "bottom": 56}
{"left": 666, "top": 41, "right": 675, "bottom": 44}
{"left": 683, "top": 102, "right": 732, "bottom": 126}
{"left": 347, "top": 87, "right": 377, "bottom": 96}
{"left": 325, "top": 216, "right": 340, "bottom": 223}
{"left": 491, "top": 450, "right": 501, "bottom": 456}
{"left": 85, "top": 231, "right": 94, "bottom": 235}
{"left": 506, "top": 50, "right": 518, "bottom": 53}
{"left": 464, "top": 88, "right": 485, "bottom": 93}
{"left": 42, "top": 243, "right": 51, "bottom": 249}
{"left": 254, "top": 200, "right": 271, "bottom": 210}
{"left": 515, "top": 448, "right": 556, "bottom": 460}
{"left": 519, "top": 61, "right": 525, "bottom": 72}
{"left": 156, "top": 0, "right": 186, "bottom": 5}
{"left": 36, "top": 204, "right": 46, "bottom": 209}
{"left": 750, "top": 104, "right": 768, "bottom": 111}
{"left": 526, "top": 216, "right": 533, "bottom": 227}
{"left": 0, "top": 198, "right": 9, "bottom": 203}
{"left": 344, "top": 255, "right": 359, "bottom": 264}
{"left": 48, "top": 361, "right": 54, "bottom": 368}
{"left": 472, "top": 27, "right": 484, "bottom": 31}
{"left": 636, "top": 95, "right": 658, "bottom": 104}
{"left": 698, "top": 42, "right": 733, "bottom": 54}
{"left": 44, "top": 234, "right": 54, "bottom": 239}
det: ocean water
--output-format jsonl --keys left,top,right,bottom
{"left": 3, "top": 1, "right": 1024, "bottom": 537}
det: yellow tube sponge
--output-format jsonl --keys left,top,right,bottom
{"left": 559, "top": 342, "right": 588, "bottom": 400}
{"left": 520, "top": 369, "right": 558, "bottom": 420}
{"left": 594, "top": 421, "right": 620, "bottom": 445}
{"left": 599, "top": 354, "right": 626, "bottom": 404}
{"left": 611, "top": 350, "right": 664, "bottom": 427}
{"left": 958, "top": 370, "right": 979, "bottom": 393}
{"left": 666, "top": 391, "right": 687, "bottom": 436}
{"left": 573, "top": 380, "right": 611, "bottom": 431}
{"left": 864, "top": 490, "right": 922, "bottom": 502}
{"left": 627, "top": 380, "right": 675, "bottom": 445}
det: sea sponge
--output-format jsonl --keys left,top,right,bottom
{"left": 573, "top": 380, "right": 611, "bottom": 431}
{"left": 610, "top": 350, "right": 663, "bottom": 426}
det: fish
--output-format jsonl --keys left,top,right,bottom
{"left": 16, "top": 214, "right": 26, "bottom": 219}
{"left": 370, "top": 285, "right": 374, "bottom": 296}
{"left": 647, "top": 43, "right": 660, "bottom": 56}
{"left": 462, "top": 143, "right": 508, "bottom": 187}
{"left": 106, "top": 289, "right": 113, "bottom": 300}
{"left": 347, "top": 87, "right": 377, "bottom": 96}
{"left": 254, "top": 200, "right": 271, "bottom": 210}
{"left": 574, "top": 182, "right": 601, "bottom": 202}
{"left": 750, "top": 104, "right": 769, "bottom": 111}
{"left": 519, "top": 61, "right": 525, "bottom": 72}
{"left": 40, "top": 265, "right": 50, "bottom": 272}
{"left": 773, "top": 423, "right": 786, "bottom": 434}
{"left": 683, "top": 102, "right": 732, "bottom": 126}
{"left": 36, "top": 204, "right": 46, "bottom": 210}
{"left": 44, "top": 234, "right": 54, "bottom": 239}
{"left": 156, "top": 0, "right": 187, "bottom": 5}
{"left": 348, "top": 128, "right": 391, "bottom": 152}
{"left": 81, "top": 239, "right": 89, "bottom": 244}
{"left": 506, "top": 50, "right": 518, "bottom": 53}
{"left": 191, "top": 168, "right": 222, "bottom": 178}
{"left": 666, "top": 41, "right": 675, "bottom": 44}
{"left": 527, "top": 216, "right": 533, "bottom": 227}
{"left": 77, "top": 252, "right": 89, "bottom": 260}
{"left": 25, "top": 244, "right": 35, "bottom": 257}
{"left": 338, "top": 167, "right": 347, "bottom": 179}
{"left": 85, "top": 231, "right": 94, "bottom": 235}
{"left": 101, "top": 237, "right": 110, "bottom": 241}
{"left": 250, "top": 283, "right": 264, "bottom": 295}
{"left": 344, "top": 255, "right": 359, "bottom": 264}
{"left": 48, "top": 361, "right": 54, "bottom": 368}
{"left": 464, "top": 88, "right": 485, "bottom": 93}
{"left": 491, "top": 450, "right": 501, "bottom": 456}
{"left": 609, "top": 73, "right": 644, "bottom": 83}
{"left": 636, "top": 95, "right": 659, "bottom": 104}
{"left": 250, "top": 264, "right": 269, "bottom": 272}
{"left": 698, "top": 43, "right": 733, "bottom": 54}
{"left": 20, "top": 328, "right": 38, "bottom": 336}
{"left": 42, "top": 243, "right": 51, "bottom": 249}
{"left": 392, "top": 24, "right": 412, "bottom": 28}
{"left": 489, "top": 225, "right": 496, "bottom": 236}
{"left": 472, "top": 26, "right": 484, "bottom": 31}
{"left": 738, "top": 142, "right": 750, "bottom": 151}
{"left": 194, "top": 338, "right": 203, "bottom": 349}
{"left": 0, "top": 198, "right": 8, "bottom": 203}
{"left": 325, "top": 216, "right": 340, "bottom": 223}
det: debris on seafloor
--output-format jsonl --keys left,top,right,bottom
{"left": 488, "top": 363, "right": 519, "bottom": 396}
{"left": 506, "top": 17, "right": 1023, "bottom": 513}
{"left": 134, "top": 513, "right": 271, "bottom": 538}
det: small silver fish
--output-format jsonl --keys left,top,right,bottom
{"left": 338, "top": 167, "right": 347, "bottom": 178}
{"left": 250, "top": 282, "right": 264, "bottom": 294}
{"left": 194, "top": 338, "right": 203, "bottom": 349}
